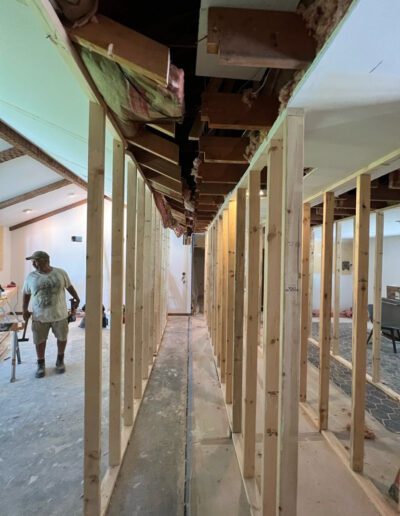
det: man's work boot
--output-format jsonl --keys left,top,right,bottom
{"left": 35, "top": 360, "right": 45, "bottom": 378}
{"left": 55, "top": 355, "right": 65, "bottom": 374}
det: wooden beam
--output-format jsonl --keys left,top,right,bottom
{"left": 372, "top": 212, "right": 384, "bottom": 383}
{"left": 134, "top": 177, "right": 145, "bottom": 398}
{"left": 277, "top": 111, "right": 304, "bottom": 515}
{"left": 151, "top": 183, "right": 182, "bottom": 201}
{"left": 198, "top": 183, "right": 233, "bottom": 195}
{"left": 199, "top": 136, "right": 249, "bottom": 164}
{"left": 196, "top": 203, "right": 220, "bottom": 211}
{"left": 0, "top": 121, "right": 87, "bottom": 189}
{"left": 262, "top": 141, "right": 283, "bottom": 514}
{"left": 226, "top": 199, "right": 235, "bottom": 404}
{"left": 0, "top": 179, "right": 71, "bottom": 210}
{"left": 189, "top": 113, "right": 205, "bottom": 141}
{"left": 84, "top": 102, "right": 105, "bottom": 515}
{"left": 0, "top": 146, "right": 24, "bottom": 163}
{"left": 147, "top": 122, "right": 175, "bottom": 138}
{"left": 207, "top": 7, "right": 315, "bottom": 69}
{"left": 69, "top": 14, "right": 169, "bottom": 86}
{"left": 123, "top": 160, "right": 138, "bottom": 426}
{"left": 201, "top": 92, "right": 279, "bottom": 130}
{"left": 318, "top": 191, "right": 334, "bottom": 431}
{"left": 232, "top": 188, "right": 246, "bottom": 433}
{"left": 216, "top": 216, "right": 223, "bottom": 367}
{"left": 134, "top": 149, "right": 181, "bottom": 182}
{"left": 9, "top": 199, "right": 87, "bottom": 231}
{"left": 129, "top": 128, "right": 179, "bottom": 165}
{"left": 369, "top": 187, "right": 400, "bottom": 202}
{"left": 109, "top": 140, "right": 125, "bottom": 466}
{"left": 143, "top": 170, "right": 182, "bottom": 193}
{"left": 198, "top": 162, "right": 246, "bottom": 183}
{"left": 243, "top": 169, "right": 261, "bottom": 478}
{"left": 196, "top": 194, "right": 224, "bottom": 204}
{"left": 221, "top": 209, "right": 229, "bottom": 383}
{"left": 142, "top": 188, "right": 152, "bottom": 378}
{"left": 300, "top": 202, "right": 311, "bottom": 402}
{"left": 332, "top": 222, "right": 342, "bottom": 356}
{"left": 350, "top": 174, "right": 371, "bottom": 473}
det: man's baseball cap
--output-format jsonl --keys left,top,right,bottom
{"left": 26, "top": 251, "right": 50, "bottom": 261}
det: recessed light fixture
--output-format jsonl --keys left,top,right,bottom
{"left": 23, "top": 208, "right": 32, "bottom": 214}
{"left": 259, "top": 190, "right": 266, "bottom": 196}
{"left": 67, "top": 192, "right": 76, "bottom": 198}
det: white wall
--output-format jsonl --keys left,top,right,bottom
{"left": 312, "top": 234, "right": 400, "bottom": 311}
{"left": 167, "top": 230, "right": 192, "bottom": 314}
{"left": 9, "top": 201, "right": 112, "bottom": 312}
{"left": 0, "top": 226, "right": 11, "bottom": 288}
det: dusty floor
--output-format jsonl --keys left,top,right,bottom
{"left": 108, "top": 315, "right": 249, "bottom": 515}
{"left": 0, "top": 316, "right": 249, "bottom": 516}
{"left": 0, "top": 320, "right": 110, "bottom": 516}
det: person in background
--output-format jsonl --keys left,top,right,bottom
{"left": 22, "top": 251, "right": 80, "bottom": 378}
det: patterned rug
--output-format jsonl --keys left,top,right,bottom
{"left": 310, "top": 322, "right": 400, "bottom": 433}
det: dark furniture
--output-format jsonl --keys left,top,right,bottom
{"left": 367, "top": 298, "right": 400, "bottom": 353}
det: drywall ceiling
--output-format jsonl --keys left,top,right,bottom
{"left": 288, "top": 0, "right": 400, "bottom": 202}
{"left": 0, "top": 184, "right": 87, "bottom": 228}
{"left": 0, "top": 0, "right": 114, "bottom": 195}
{"left": 196, "top": 0, "right": 299, "bottom": 80}
{"left": 0, "top": 156, "right": 62, "bottom": 202}
{"left": 0, "top": 137, "right": 12, "bottom": 152}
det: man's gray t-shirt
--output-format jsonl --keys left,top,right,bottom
{"left": 23, "top": 267, "right": 71, "bottom": 322}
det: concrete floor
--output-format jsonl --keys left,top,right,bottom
{"left": 0, "top": 316, "right": 249, "bottom": 516}
{"left": 0, "top": 320, "right": 110, "bottom": 516}
{"left": 108, "top": 315, "right": 249, "bottom": 515}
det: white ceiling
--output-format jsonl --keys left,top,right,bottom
{"left": 0, "top": 184, "right": 87, "bottom": 228}
{"left": 196, "top": 0, "right": 299, "bottom": 80}
{"left": 0, "top": 137, "right": 12, "bottom": 152}
{"left": 0, "top": 156, "right": 62, "bottom": 202}
{"left": 0, "top": 0, "right": 114, "bottom": 196}
{"left": 288, "top": 0, "right": 400, "bottom": 202}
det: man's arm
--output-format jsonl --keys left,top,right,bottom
{"left": 66, "top": 285, "right": 80, "bottom": 309}
{"left": 22, "top": 292, "right": 31, "bottom": 322}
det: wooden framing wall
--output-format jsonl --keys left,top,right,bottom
{"left": 82, "top": 102, "right": 169, "bottom": 516}
{"left": 350, "top": 175, "right": 371, "bottom": 472}
{"left": 372, "top": 211, "right": 383, "bottom": 383}
{"left": 318, "top": 191, "right": 334, "bottom": 431}
{"left": 204, "top": 109, "right": 305, "bottom": 515}
{"left": 332, "top": 221, "right": 342, "bottom": 356}
{"left": 300, "top": 202, "right": 310, "bottom": 402}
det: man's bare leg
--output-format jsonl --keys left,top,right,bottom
{"left": 35, "top": 341, "right": 46, "bottom": 378}
{"left": 55, "top": 340, "right": 67, "bottom": 374}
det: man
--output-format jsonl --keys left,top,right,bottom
{"left": 23, "top": 251, "right": 80, "bottom": 378}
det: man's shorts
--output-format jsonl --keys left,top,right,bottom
{"left": 31, "top": 319, "right": 69, "bottom": 345}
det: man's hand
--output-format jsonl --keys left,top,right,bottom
{"left": 23, "top": 310, "right": 31, "bottom": 322}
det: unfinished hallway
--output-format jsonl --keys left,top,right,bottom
{"left": 2, "top": 0, "right": 400, "bottom": 515}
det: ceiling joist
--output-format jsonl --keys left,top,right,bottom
{"left": 69, "top": 14, "right": 170, "bottom": 86}
{"left": 134, "top": 149, "right": 181, "bottom": 182}
{"left": 198, "top": 162, "right": 246, "bottom": 183}
{"left": 129, "top": 128, "right": 179, "bottom": 165}
{"left": 143, "top": 170, "right": 182, "bottom": 194}
{"left": 207, "top": 7, "right": 315, "bottom": 70}
{"left": 0, "top": 146, "right": 24, "bottom": 164}
{"left": 146, "top": 122, "right": 176, "bottom": 138}
{"left": 201, "top": 92, "right": 279, "bottom": 130}
{"left": 198, "top": 182, "right": 233, "bottom": 195}
{"left": 0, "top": 179, "right": 71, "bottom": 210}
{"left": 0, "top": 121, "right": 87, "bottom": 189}
{"left": 9, "top": 199, "right": 87, "bottom": 232}
{"left": 151, "top": 182, "right": 182, "bottom": 201}
{"left": 199, "top": 136, "right": 249, "bottom": 164}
